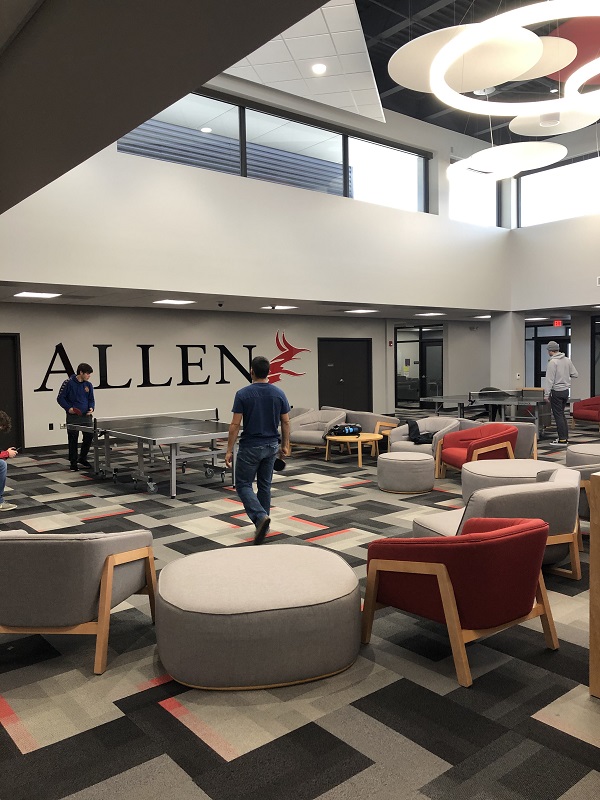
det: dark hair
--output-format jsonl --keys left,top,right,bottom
{"left": 0, "top": 410, "right": 11, "bottom": 432}
{"left": 76, "top": 363, "right": 93, "bottom": 375}
{"left": 251, "top": 356, "right": 270, "bottom": 379}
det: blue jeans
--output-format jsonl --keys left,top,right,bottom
{"left": 235, "top": 442, "right": 279, "bottom": 525}
{"left": 0, "top": 458, "right": 7, "bottom": 504}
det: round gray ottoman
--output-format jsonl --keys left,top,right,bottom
{"left": 566, "top": 443, "right": 600, "bottom": 467}
{"left": 461, "top": 458, "right": 564, "bottom": 501}
{"left": 377, "top": 452, "right": 435, "bottom": 493}
{"left": 155, "top": 544, "right": 361, "bottom": 690}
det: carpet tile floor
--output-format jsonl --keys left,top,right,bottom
{"left": 0, "top": 419, "right": 599, "bottom": 799}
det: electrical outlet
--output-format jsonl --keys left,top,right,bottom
{"left": 60, "top": 423, "right": 66, "bottom": 429}
{"left": 49, "top": 423, "right": 54, "bottom": 431}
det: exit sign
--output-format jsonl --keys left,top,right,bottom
{"left": 553, "top": 320, "right": 563, "bottom": 327}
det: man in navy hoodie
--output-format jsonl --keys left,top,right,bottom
{"left": 57, "top": 363, "right": 95, "bottom": 470}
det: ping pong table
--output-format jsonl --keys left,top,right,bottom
{"left": 420, "top": 389, "right": 576, "bottom": 436}
{"left": 70, "top": 408, "right": 234, "bottom": 498}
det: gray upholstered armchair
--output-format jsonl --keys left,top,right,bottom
{"left": 321, "top": 406, "right": 399, "bottom": 434}
{"left": 289, "top": 409, "right": 345, "bottom": 452}
{"left": 0, "top": 530, "right": 156, "bottom": 674}
{"left": 411, "top": 468, "right": 582, "bottom": 580}
{"left": 389, "top": 417, "right": 459, "bottom": 467}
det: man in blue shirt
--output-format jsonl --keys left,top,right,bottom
{"left": 225, "top": 355, "right": 290, "bottom": 545}
{"left": 57, "top": 362, "right": 95, "bottom": 471}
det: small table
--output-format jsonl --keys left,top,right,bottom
{"left": 325, "top": 433, "right": 383, "bottom": 467}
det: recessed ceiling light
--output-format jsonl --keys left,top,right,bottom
{"left": 524, "top": 317, "right": 548, "bottom": 321}
{"left": 344, "top": 309, "right": 377, "bottom": 314}
{"left": 311, "top": 63, "right": 327, "bottom": 75}
{"left": 200, "top": 127, "right": 212, "bottom": 133}
{"left": 415, "top": 312, "right": 445, "bottom": 317}
{"left": 473, "top": 315, "right": 491, "bottom": 319}
{"left": 153, "top": 299, "right": 196, "bottom": 305}
{"left": 14, "top": 291, "right": 62, "bottom": 299}
{"left": 261, "top": 305, "right": 298, "bottom": 310}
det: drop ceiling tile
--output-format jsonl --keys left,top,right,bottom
{"left": 268, "top": 79, "right": 311, "bottom": 97}
{"left": 339, "top": 52, "right": 371, "bottom": 74}
{"left": 230, "top": 57, "right": 251, "bottom": 67}
{"left": 313, "top": 91, "right": 354, "bottom": 107}
{"left": 331, "top": 29, "right": 366, "bottom": 54}
{"left": 306, "top": 74, "right": 353, "bottom": 95}
{"left": 254, "top": 61, "right": 303, "bottom": 83}
{"left": 224, "top": 65, "right": 261, "bottom": 82}
{"left": 296, "top": 55, "right": 343, "bottom": 78}
{"left": 247, "top": 40, "right": 292, "bottom": 66}
{"left": 355, "top": 104, "right": 386, "bottom": 121}
{"left": 326, "top": 0, "right": 354, "bottom": 6}
{"left": 285, "top": 34, "right": 338, "bottom": 60}
{"left": 351, "top": 88, "right": 380, "bottom": 105}
{"left": 282, "top": 10, "right": 329, "bottom": 38}
{"left": 323, "top": 4, "right": 359, "bottom": 33}
{"left": 344, "top": 71, "right": 377, "bottom": 91}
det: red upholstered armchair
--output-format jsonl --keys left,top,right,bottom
{"left": 361, "top": 517, "right": 558, "bottom": 687}
{"left": 573, "top": 397, "right": 600, "bottom": 430}
{"left": 435, "top": 422, "right": 518, "bottom": 478}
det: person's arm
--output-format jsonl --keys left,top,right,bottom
{"left": 1, "top": 448, "right": 17, "bottom": 459}
{"left": 570, "top": 360, "right": 579, "bottom": 379}
{"left": 225, "top": 413, "right": 242, "bottom": 468}
{"left": 87, "top": 383, "right": 95, "bottom": 415}
{"left": 57, "top": 379, "right": 73, "bottom": 412}
{"left": 280, "top": 413, "right": 290, "bottom": 456}
{"left": 545, "top": 361, "right": 556, "bottom": 398}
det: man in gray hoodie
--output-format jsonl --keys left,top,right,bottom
{"left": 545, "top": 341, "right": 578, "bottom": 445}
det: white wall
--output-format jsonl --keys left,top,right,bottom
{"left": 444, "top": 321, "right": 491, "bottom": 394}
{"left": 0, "top": 144, "right": 511, "bottom": 312}
{"left": 0, "top": 303, "right": 389, "bottom": 447}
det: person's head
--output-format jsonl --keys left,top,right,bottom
{"left": 0, "top": 410, "right": 12, "bottom": 433}
{"left": 76, "top": 363, "right": 93, "bottom": 380}
{"left": 547, "top": 341, "right": 560, "bottom": 356}
{"left": 250, "top": 356, "right": 270, "bottom": 380}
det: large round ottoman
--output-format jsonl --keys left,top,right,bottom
{"left": 461, "top": 458, "right": 564, "bottom": 501}
{"left": 155, "top": 544, "right": 361, "bottom": 690}
{"left": 566, "top": 443, "right": 600, "bottom": 467}
{"left": 377, "top": 452, "right": 435, "bottom": 493}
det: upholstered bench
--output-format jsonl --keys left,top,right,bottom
{"left": 377, "top": 451, "right": 435, "bottom": 493}
{"left": 461, "top": 458, "right": 564, "bottom": 501}
{"left": 155, "top": 544, "right": 361, "bottom": 689}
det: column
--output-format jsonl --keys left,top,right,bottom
{"left": 490, "top": 312, "right": 525, "bottom": 389}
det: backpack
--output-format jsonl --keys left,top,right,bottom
{"left": 324, "top": 423, "right": 362, "bottom": 439}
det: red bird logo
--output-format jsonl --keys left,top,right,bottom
{"left": 268, "top": 331, "right": 310, "bottom": 384}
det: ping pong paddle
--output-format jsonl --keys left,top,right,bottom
{"left": 273, "top": 457, "right": 286, "bottom": 472}
{"left": 70, "top": 408, "right": 83, "bottom": 416}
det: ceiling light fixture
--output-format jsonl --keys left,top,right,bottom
{"left": 344, "top": 309, "right": 378, "bottom": 314}
{"left": 261, "top": 305, "right": 298, "bottom": 310}
{"left": 415, "top": 312, "right": 446, "bottom": 317}
{"left": 200, "top": 127, "right": 212, "bottom": 133}
{"left": 311, "top": 63, "right": 327, "bottom": 75}
{"left": 429, "top": 2, "right": 600, "bottom": 119}
{"left": 473, "top": 315, "right": 492, "bottom": 319}
{"left": 524, "top": 317, "right": 548, "bottom": 321}
{"left": 14, "top": 291, "right": 62, "bottom": 299}
{"left": 153, "top": 299, "right": 196, "bottom": 305}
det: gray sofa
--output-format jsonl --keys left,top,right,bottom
{"left": 411, "top": 468, "right": 581, "bottom": 579}
{"left": 0, "top": 530, "right": 156, "bottom": 673}
{"left": 289, "top": 409, "right": 345, "bottom": 451}
{"left": 321, "top": 406, "right": 399, "bottom": 434}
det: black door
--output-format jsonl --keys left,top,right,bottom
{"left": 420, "top": 339, "right": 443, "bottom": 399}
{"left": 0, "top": 334, "right": 24, "bottom": 451}
{"left": 318, "top": 338, "right": 372, "bottom": 411}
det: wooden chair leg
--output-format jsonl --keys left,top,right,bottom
{"left": 536, "top": 573, "right": 559, "bottom": 650}
{"left": 94, "top": 554, "right": 116, "bottom": 675}
{"left": 361, "top": 563, "right": 380, "bottom": 644}
{"left": 436, "top": 567, "right": 472, "bottom": 687}
{"left": 547, "top": 532, "right": 582, "bottom": 581}
{"left": 144, "top": 550, "right": 158, "bottom": 623}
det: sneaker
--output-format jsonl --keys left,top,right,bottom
{"left": 78, "top": 458, "right": 92, "bottom": 469}
{"left": 550, "top": 439, "right": 568, "bottom": 445}
{"left": 3, "top": 486, "right": 13, "bottom": 493}
{"left": 70, "top": 462, "right": 79, "bottom": 471}
{"left": 253, "top": 516, "right": 271, "bottom": 546}
{"left": 0, "top": 502, "right": 17, "bottom": 512}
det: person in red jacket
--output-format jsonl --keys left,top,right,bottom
{"left": 0, "top": 410, "right": 18, "bottom": 512}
